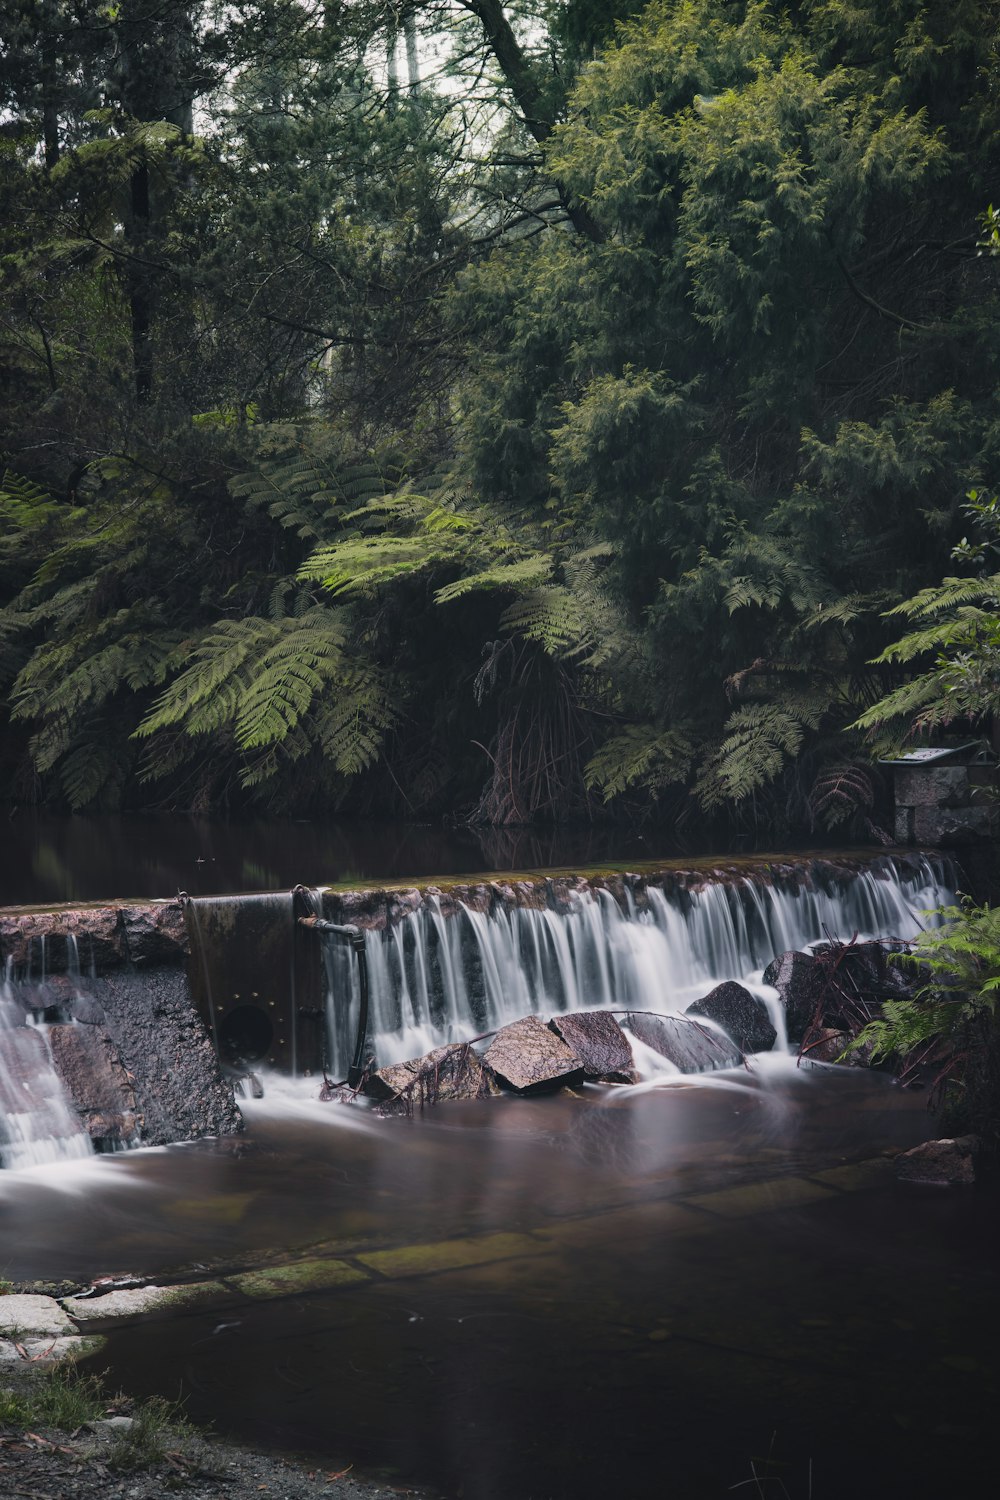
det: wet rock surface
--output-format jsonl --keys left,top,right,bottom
{"left": 367, "top": 1042, "right": 501, "bottom": 1109}
{"left": 895, "top": 1135, "right": 979, "bottom": 1184}
{"left": 686, "top": 982, "right": 776, "bottom": 1054}
{"left": 625, "top": 1011, "right": 743, "bottom": 1072}
{"left": 118, "top": 902, "right": 189, "bottom": 965}
{"left": 762, "top": 950, "right": 822, "bottom": 1042}
{"left": 483, "top": 1015, "right": 584, "bottom": 1092}
{"left": 798, "top": 1027, "right": 851, "bottom": 1065}
{"left": 87, "top": 967, "right": 241, "bottom": 1145}
{"left": 549, "top": 1010, "right": 636, "bottom": 1082}
{"left": 47, "top": 1025, "right": 137, "bottom": 1143}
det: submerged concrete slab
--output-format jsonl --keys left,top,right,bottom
{"left": 357, "top": 1231, "right": 543, "bottom": 1279}
{"left": 810, "top": 1158, "right": 895, "bottom": 1191}
{"left": 229, "top": 1260, "right": 369, "bottom": 1299}
{"left": 683, "top": 1177, "right": 837, "bottom": 1217}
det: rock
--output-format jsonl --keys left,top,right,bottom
{"left": 366, "top": 1042, "right": 501, "bottom": 1106}
{"left": 88, "top": 966, "right": 242, "bottom": 1145}
{"left": 895, "top": 1135, "right": 979, "bottom": 1185}
{"left": 761, "top": 950, "right": 822, "bottom": 1042}
{"left": 62, "top": 1281, "right": 227, "bottom": 1323}
{"left": 67, "top": 988, "right": 106, "bottom": 1025}
{"left": 118, "top": 901, "right": 188, "bottom": 965}
{"left": 625, "top": 1012, "right": 742, "bottom": 1072}
{"left": 0, "top": 1335, "right": 93, "bottom": 1363}
{"left": 798, "top": 1027, "right": 851, "bottom": 1064}
{"left": 47, "top": 1023, "right": 138, "bottom": 1142}
{"left": 549, "top": 1010, "right": 636, "bottom": 1083}
{"left": 89, "top": 1417, "right": 135, "bottom": 1434}
{"left": 810, "top": 939, "right": 918, "bottom": 1004}
{"left": 0, "top": 1025, "right": 51, "bottom": 1114}
{"left": 483, "top": 1015, "right": 583, "bottom": 1092}
{"left": 686, "top": 981, "right": 777, "bottom": 1054}
{"left": 0, "top": 1294, "right": 76, "bottom": 1338}
{"left": 0, "top": 907, "right": 121, "bottom": 974}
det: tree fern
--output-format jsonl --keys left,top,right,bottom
{"left": 695, "top": 701, "right": 822, "bottom": 809}
{"left": 315, "top": 667, "right": 396, "bottom": 776}
{"left": 135, "top": 610, "right": 348, "bottom": 748}
{"left": 585, "top": 724, "right": 695, "bottom": 801}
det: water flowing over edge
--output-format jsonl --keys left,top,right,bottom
{"left": 317, "top": 856, "right": 955, "bottom": 1079}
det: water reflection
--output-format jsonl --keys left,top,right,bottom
{"left": 2, "top": 812, "right": 659, "bottom": 906}
{"left": 1, "top": 1071, "right": 996, "bottom": 1496}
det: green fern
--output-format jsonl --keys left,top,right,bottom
{"left": 695, "top": 700, "right": 823, "bottom": 809}
{"left": 135, "top": 609, "right": 348, "bottom": 749}
{"left": 585, "top": 724, "right": 695, "bottom": 801}
{"left": 846, "top": 901, "right": 1000, "bottom": 1084}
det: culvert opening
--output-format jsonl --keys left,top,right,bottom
{"left": 219, "top": 1005, "right": 274, "bottom": 1064}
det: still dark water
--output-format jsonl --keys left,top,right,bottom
{"left": 0, "top": 812, "right": 661, "bottom": 906}
{"left": 2, "top": 1065, "right": 996, "bottom": 1499}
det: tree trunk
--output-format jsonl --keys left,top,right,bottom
{"left": 461, "top": 0, "right": 604, "bottom": 242}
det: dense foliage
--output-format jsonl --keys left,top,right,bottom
{"left": 2, "top": 1, "right": 999, "bottom": 833}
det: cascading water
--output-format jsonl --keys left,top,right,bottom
{"left": 317, "top": 856, "right": 955, "bottom": 1079}
{"left": 0, "top": 956, "right": 94, "bottom": 1169}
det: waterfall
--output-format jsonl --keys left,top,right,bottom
{"left": 0, "top": 958, "right": 93, "bottom": 1170}
{"left": 318, "top": 856, "right": 955, "bottom": 1079}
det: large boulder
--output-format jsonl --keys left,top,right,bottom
{"left": 483, "top": 1015, "right": 583, "bottom": 1093}
{"left": 366, "top": 1042, "right": 501, "bottom": 1108}
{"left": 625, "top": 1012, "right": 742, "bottom": 1073}
{"left": 549, "top": 1010, "right": 637, "bottom": 1083}
{"left": 686, "top": 981, "right": 776, "bottom": 1054}
{"left": 811, "top": 939, "right": 918, "bottom": 1006}
{"left": 895, "top": 1135, "right": 979, "bottom": 1185}
{"left": 761, "top": 950, "right": 822, "bottom": 1042}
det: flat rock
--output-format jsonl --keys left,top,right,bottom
{"left": 0, "top": 907, "right": 121, "bottom": 974}
{"left": 483, "top": 1015, "right": 583, "bottom": 1092}
{"left": 626, "top": 1012, "right": 742, "bottom": 1073}
{"left": 0, "top": 1334, "right": 97, "bottom": 1364}
{"left": 549, "top": 1010, "right": 636, "bottom": 1082}
{"left": 62, "top": 1281, "right": 227, "bottom": 1323}
{"left": 895, "top": 1135, "right": 979, "bottom": 1185}
{"left": 687, "top": 981, "right": 776, "bottom": 1054}
{"left": 0, "top": 1294, "right": 76, "bottom": 1337}
{"left": 367, "top": 1042, "right": 501, "bottom": 1106}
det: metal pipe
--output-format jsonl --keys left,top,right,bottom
{"left": 298, "top": 916, "right": 371, "bottom": 1087}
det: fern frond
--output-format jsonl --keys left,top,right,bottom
{"left": 314, "top": 667, "right": 396, "bottom": 775}
{"left": 500, "top": 585, "right": 588, "bottom": 656}
{"left": 233, "top": 617, "right": 347, "bottom": 749}
{"left": 434, "top": 554, "right": 552, "bottom": 605}
{"left": 585, "top": 724, "right": 695, "bottom": 801}
{"left": 696, "top": 703, "right": 812, "bottom": 808}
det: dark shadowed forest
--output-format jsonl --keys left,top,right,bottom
{"left": 2, "top": 1, "right": 999, "bottom": 844}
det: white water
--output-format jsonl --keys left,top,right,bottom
{"left": 318, "top": 857, "right": 955, "bottom": 1078}
{"left": 0, "top": 958, "right": 94, "bottom": 1170}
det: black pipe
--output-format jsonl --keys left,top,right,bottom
{"left": 299, "top": 917, "right": 371, "bottom": 1088}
